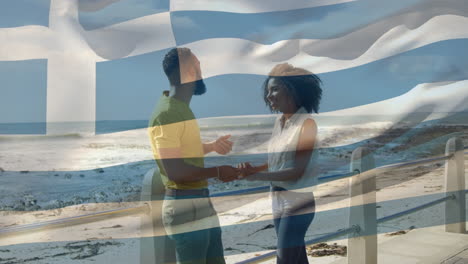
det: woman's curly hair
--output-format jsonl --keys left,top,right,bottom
{"left": 263, "top": 63, "right": 322, "bottom": 114}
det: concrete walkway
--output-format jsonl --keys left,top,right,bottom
{"left": 442, "top": 246, "right": 468, "bottom": 264}
{"left": 331, "top": 225, "right": 468, "bottom": 264}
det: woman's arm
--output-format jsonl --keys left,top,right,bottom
{"left": 245, "top": 118, "right": 317, "bottom": 181}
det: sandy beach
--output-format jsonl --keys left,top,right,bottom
{"left": 0, "top": 158, "right": 466, "bottom": 263}
{"left": 1, "top": 120, "right": 467, "bottom": 263}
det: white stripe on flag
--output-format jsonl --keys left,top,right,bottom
{"left": 184, "top": 15, "right": 468, "bottom": 78}
{"left": 325, "top": 80, "right": 468, "bottom": 124}
{"left": 170, "top": 0, "right": 358, "bottom": 13}
{"left": 89, "top": 12, "right": 175, "bottom": 61}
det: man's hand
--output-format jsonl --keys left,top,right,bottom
{"left": 212, "top": 135, "right": 233, "bottom": 155}
{"left": 217, "top": 165, "right": 241, "bottom": 182}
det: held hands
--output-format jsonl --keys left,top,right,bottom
{"left": 216, "top": 162, "right": 263, "bottom": 183}
{"left": 237, "top": 162, "right": 257, "bottom": 179}
{"left": 212, "top": 135, "right": 233, "bottom": 155}
{"left": 217, "top": 165, "right": 242, "bottom": 182}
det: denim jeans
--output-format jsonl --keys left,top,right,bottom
{"left": 271, "top": 186, "right": 315, "bottom": 264}
{"left": 162, "top": 190, "right": 226, "bottom": 264}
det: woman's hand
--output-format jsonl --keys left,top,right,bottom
{"left": 237, "top": 162, "right": 257, "bottom": 179}
{"left": 217, "top": 165, "right": 241, "bottom": 182}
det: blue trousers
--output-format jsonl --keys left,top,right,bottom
{"left": 162, "top": 190, "right": 226, "bottom": 264}
{"left": 168, "top": 227, "right": 225, "bottom": 264}
{"left": 272, "top": 187, "right": 315, "bottom": 264}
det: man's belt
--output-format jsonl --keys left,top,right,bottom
{"left": 165, "top": 188, "right": 210, "bottom": 197}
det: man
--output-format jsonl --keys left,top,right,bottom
{"left": 148, "top": 47, "right": 239, "bottom": 264}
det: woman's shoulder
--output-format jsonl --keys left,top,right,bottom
{"left": 302, "top": 117, "right": 317, "bottom": 130}
{"left": 295, "top": 113, "right": 316, "bottom": 133}
{"left": 297, "top": 117, "right": 318, "bottom": 150}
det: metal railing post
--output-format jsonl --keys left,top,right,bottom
{"left": 348, "top": 147, "right": 377, "bottom": 264}
{"left": 444, "top": 137, "right": 466, "bottom": 233}
{"left": 140, "top": 168, "right": 175, "bottom": 264}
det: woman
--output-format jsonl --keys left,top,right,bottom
{"left": 240, "top": 63, "right": 322, "bottom": 264}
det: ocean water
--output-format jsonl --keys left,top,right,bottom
{"left": 0, "top": 113, "right": 467, "bottom": 210}
{"left": 3, "top": 111, "right": 468, "bottom": 135}
{"left": 2, "top": 111, "right": 468, "bottom": 135}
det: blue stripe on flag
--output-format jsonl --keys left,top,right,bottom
{"left": 0, "top": 60, "right": 47, "bottom": 134}
{"left": 79, "top": 0, "right": 169, "bottom": 30}
{"left": 0, "top": 0, "right": 50, "bottom": 28}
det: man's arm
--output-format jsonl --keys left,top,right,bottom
{"left": 150, "top": 118, "right": 238, "bottom": 183}
{"left": 157, "top": 148, "right": 238, "bottom": 183}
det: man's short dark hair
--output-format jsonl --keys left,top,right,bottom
{"left": 263, "top": 63, "right": 322, "bottom": 114}
{"left": 162, "top": 48, "right": 192, "bottom": 86}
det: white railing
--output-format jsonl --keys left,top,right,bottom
{"left": 236, "top": 137, "right": 467, "bottom": 264}
{"left": 0, "top": 137, "right": 466, "bottom": 264}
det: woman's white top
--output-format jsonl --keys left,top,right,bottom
{"left": 267, "top": 107, "right": 319, "bottom": 191}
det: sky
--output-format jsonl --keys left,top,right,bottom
{"left": 0, "top": 60, "right": 47, "bottom": 124}
{"left": 1, "top": 0, "right": 467, "bottom": 128}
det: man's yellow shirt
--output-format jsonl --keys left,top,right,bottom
{"left": 148, "top": 95, "right": 207, "bottom": 190}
